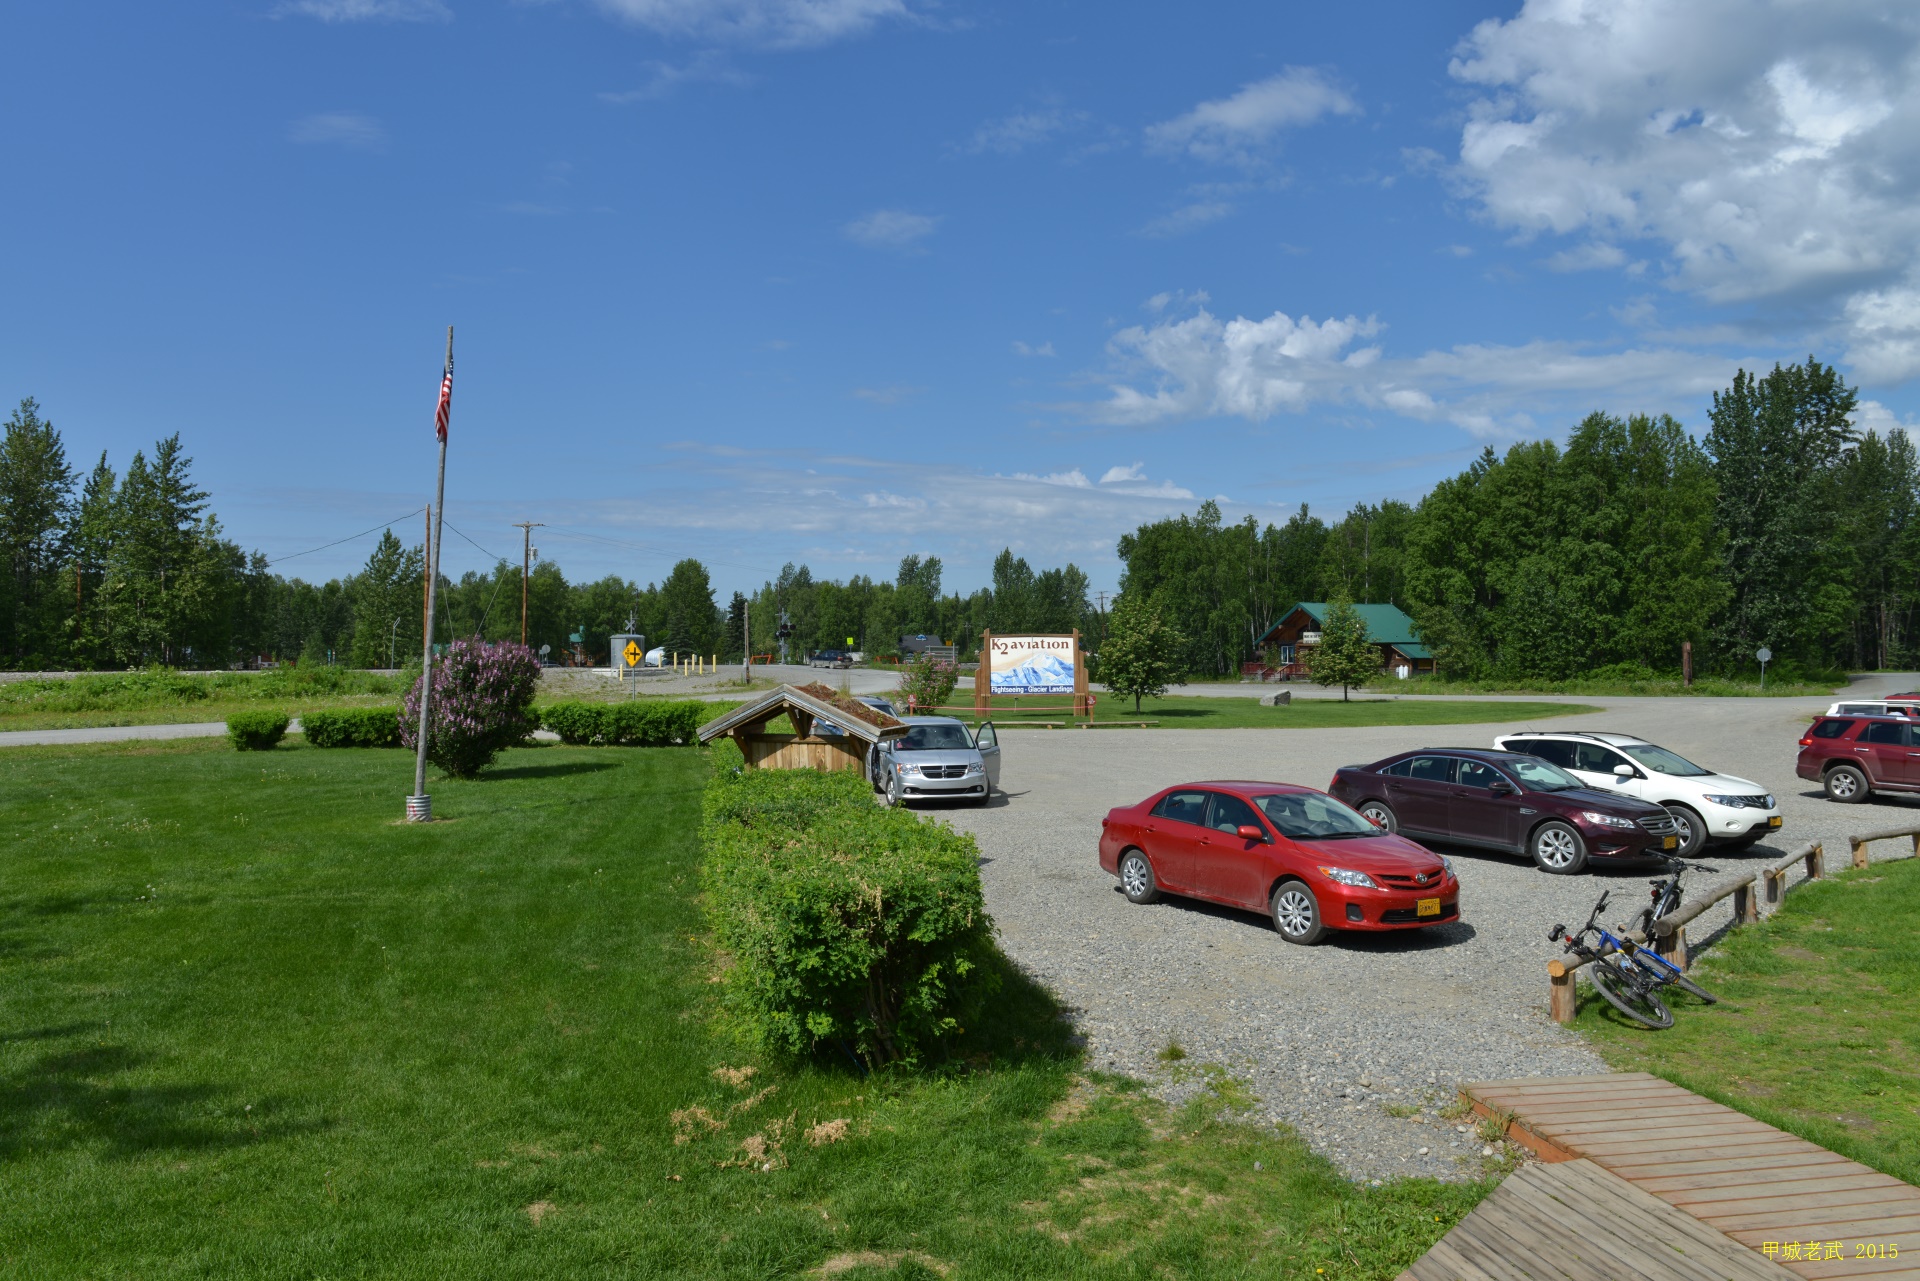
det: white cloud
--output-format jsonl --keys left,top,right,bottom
{"left": 1010, "top": 468, "right": 1093, "bottom": 488}
{"left": 1011, "top": 340, "right": 1055, "bottom": 357}
{"left": 288, "top": 113, "right": 386, "bottom": 149}
{"left": 1446, "top": 0, "right": 1920, "bottom": 381}
{"left": 589, "top": 0, "right": 909, "bottom": 47}
{"left": 1099, "top": 463, "right": 1145, "bottom": 484}
{"left": 599, "top": 52, "right": 752, "bottom": 102}
{"left": 1076, "top": 299, "right": 1746, "bottom": 438}
{"left": 1852, "top": 398, "right": 1919, "bottom": 439}
{"left": 1137, "top": 201, "right": 1235, "bottom": 238}
{"left": 277, "top": 0, "right": 448, "bottom": 19}
{"left": 1146, "top": 68, "right": 1360, "bottom": 165}
{"left": 1091, "top": 306, "right": 1382, "bottom": 425}
{"left": 1544, "top": 241, "right": 1628, "bottom": 273}
{"left": 967, "top": 107, "right": 1088, "bottom": 155}
{"left": 843, "top": 208, "right": 939, "bottom": 250}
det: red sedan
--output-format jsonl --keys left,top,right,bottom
{"left": 1098, "top": 780, "right": 1461, "bottom": 944}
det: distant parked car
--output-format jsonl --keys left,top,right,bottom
{"left": 1328, "top": 749, "right": 1679, "bottom": 875}
{"left": 1494, "top": 730, "right": 1780, "bottom": 855}
{"left": 867, "top": 716, "right": 1000, "bottom": 806}
{"left": 1797, "top": 714, "right": 1920, "bottom": 803}
{"left": 1098, "top": 781, "right": 1460, "bottom": 944}
{"left": 1825, "top": 697, "right": 1920, "bottom": 719}
{"left": 810, "top": 650, "right": 852, "bottom": 669}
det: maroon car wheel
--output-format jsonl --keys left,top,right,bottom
{"left": 1357, "top": 800, "right": 1396, "bottom": 833}
{"left": 1824, "top": 764, "right": 1869, "bottom": 803}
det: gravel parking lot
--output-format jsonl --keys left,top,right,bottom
{"left": 938, "top": 675, "right": 1920, "bottom": 1183}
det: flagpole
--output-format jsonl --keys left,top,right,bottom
{"left": 409, "top": 326, "right": 452, "bottom": 821}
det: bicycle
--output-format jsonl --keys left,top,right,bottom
{"left": 1637, "top": 858, "right": 1718, "bottom": 936}
{"left": 1549, "top": 890, "right": 1715, "bottom": 1029}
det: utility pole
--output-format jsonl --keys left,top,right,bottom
{"left": 512, "top": 522, "right": 545, "bottom": 647}
{"left": 742, "top": 598, "right": 752, "bottom": 682}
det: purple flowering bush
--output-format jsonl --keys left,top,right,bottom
{"left": 399, "top": 638, "right": 542, "bottom": 778}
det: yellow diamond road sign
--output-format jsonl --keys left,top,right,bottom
{"left": 623, "top": 640, "right": 642, "bottom": 667}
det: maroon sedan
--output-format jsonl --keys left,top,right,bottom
{"left": 1098, "top": 780, "right": 1461, "bottom": 944}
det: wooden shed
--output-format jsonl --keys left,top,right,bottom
{"left": 696, "top": 682, "right": 908, "bottom": 773}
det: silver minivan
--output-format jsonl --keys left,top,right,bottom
{"left": 868, "top": 716, "right": 1001, "bottom": 806}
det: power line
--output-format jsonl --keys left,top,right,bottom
{"left": 440, "top": 520, "right": 507, "bottom": 564}
{"left": 266, "top": 508, "right": 426, "bottom": 567}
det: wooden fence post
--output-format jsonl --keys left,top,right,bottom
{"left": 1764, "top": 866, "right": 1785, "bottom": 908}
{"left": 1656, "top": 927, "right": 1688, "bottom": 972}
{"left": 1733, "top": 881, "right": 1757, "bottom": 925}
{"left": 1913, "top": 832, "right": 1920, "bottom": 861}
{"left": 1851, "top": 836, "right": 1869, "bottom": 870}
{"left": 1807, "top": 842, "right": 1825, "bottom": 880}
{"left": 1547, "top": 960, "right": 1575, "bottom": 1024}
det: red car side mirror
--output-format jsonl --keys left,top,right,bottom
{"left": 1236, "top": 824, "right": 1265, "bottom": 841}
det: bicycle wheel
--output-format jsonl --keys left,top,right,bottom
{"left": 1587, "top": 958, "right": 1674, "bottom": 1029}
{"left": 1623, "top": 948, "right": 1718, "bottom": 1006}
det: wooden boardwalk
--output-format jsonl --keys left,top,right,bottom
{"left": 1399, "top": 1157, "right": 1799, "bottom": 1281}
{"left": 1454, "top": 1073, "right": 1919, "bottom": 1281}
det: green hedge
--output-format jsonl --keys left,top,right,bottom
{"left": 701, "top": 739, "right": 997, "bottom": 1069}
{"left": 301, "top": 706, "right": 403, "bottom": 748}
{"left": 539, "top": 700, "right": 709, "bottom": 746}
{"left": 226, "top": 710, "right": 289, "bottom": 751}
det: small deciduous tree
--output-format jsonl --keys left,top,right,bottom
{"left": 1306, "top": 598, "right": 1375, "bottom": 701}
{"left": 1099, "top": 595, "right": 1187, "bottom": 712}
{"left": 896, "top": 651, "right": 957, "bottom": 714}
{"left": 400, "top": 638, "right": 541, "bottom": 778}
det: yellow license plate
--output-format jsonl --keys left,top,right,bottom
{"left": 1663, "top": 836, "right": 1678, "bottom": 849}
{"left": 1416, "top": 897, "right": 1441, "bottom": 917}
{"left": 1768, "top": 816, "right": 1783, "bottom": 828}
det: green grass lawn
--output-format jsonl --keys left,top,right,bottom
{"left": 1573, "top": 858, "right": 1920, "bottom": 1185}
{"left": 1390, "top": 674, "right": 1839, "bottom": 699}
{"left": 0, "top": 738, "right": 1481, "bottom": 1278}
{"left": 976, "top": 695, "right": 1597, "bottom": 729}
{"left": 0, "top": 669, "right": 411, "bottom": 733}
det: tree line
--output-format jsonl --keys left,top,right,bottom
{"left": 4, "top": 356, "right": 1911, "bottom": 678}
{"left": 1117, "top": 358, "right": 1919, "bottom": 681}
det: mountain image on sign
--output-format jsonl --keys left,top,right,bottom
{"left": 991, "top": 652, "right": 1075, "bottom": 694}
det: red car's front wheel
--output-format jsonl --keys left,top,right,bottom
{"left": 1271, "top": 880, "right": 1326, "bottom": 945}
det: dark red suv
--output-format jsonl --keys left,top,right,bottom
{"left": 1797, "top": 715, "right": 1920, "bottom": 803}
{"left": 1328, "top": 748, "right": 1679, "bottom": 875}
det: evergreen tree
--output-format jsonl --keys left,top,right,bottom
{"left": 0, "top": 398, "right": 77, "bottom": 665}
{"left": 347, "top": 530, "right": 426, "bottom": 668}
{"left": 1305, "top": 598, "right": 1374, "bottom": 701}
{"left": 68, "top": 451, "right": 118, "bottom": 667}
{"left": 659, "top": 558, "right": 719, "bottom": 657}
{"left": 1705, "top": 357, "right": 1858, "bottom": 670}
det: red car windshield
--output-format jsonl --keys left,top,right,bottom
{"left": 1253, "top": 792, "right": 1377, "bottom": 839}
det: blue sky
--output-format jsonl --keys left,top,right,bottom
{"left": 5, "top": 0, "right": 1919, "bottom": 599}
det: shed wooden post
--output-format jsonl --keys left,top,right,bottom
{"left": 975, "top": 630, "right": 992, "bottom": 717}
{"left": 1072, "top": 627, "right": 1089, "bottom": 718}
{"left": 1547, "top": 959, "right": 1575, "bottom": 1024}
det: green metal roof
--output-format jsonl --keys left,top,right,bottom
{"left": 1258, "top": 602, "right": 1424, "bottom": 648}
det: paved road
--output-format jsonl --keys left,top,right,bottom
{"left": 934, "top": 672, "right": 1919, "bottom": 1183}
{"left": 0, "top": 721, "right": 239, "bottom": 747}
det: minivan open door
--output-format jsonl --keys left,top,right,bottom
{"left": 973, "top": 721, "right": 1001, "bottom": 787}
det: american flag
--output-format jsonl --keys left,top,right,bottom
{"left": 434, "top": 354, "right": 454, "bottom": 442}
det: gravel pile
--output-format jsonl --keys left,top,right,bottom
{"left": 941, "top": 682, "right": 1920, "bottom": 1182}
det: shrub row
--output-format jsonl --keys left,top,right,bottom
{"left": 701, "top": 739, "right": 998, "bottom": 1070}
{"left": 540, "top": 699, "right": 708, "bottom": 746}
{"left": 301, "top": 706, "right": 404, "bottom": 748}
{"left": 226, "top": 710, "right": 289, "bottom": 751}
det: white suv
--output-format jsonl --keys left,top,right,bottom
{"left": 1492, "top": 730, "right": 1781, "bottom": 858}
